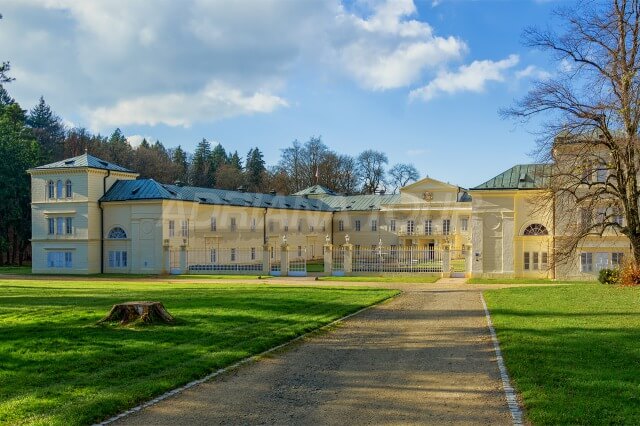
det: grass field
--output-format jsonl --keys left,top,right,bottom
{"left": 318, "top": 275, "right": 440, "bottom": 283}
{"left": 484, "top": 284, "right": 640, "bottom": 424}
{"left": 468, "top": 277, "right": 595, "bottom": 285}
{"left": 0, "top": 279, "right": 397, "bottom": 425}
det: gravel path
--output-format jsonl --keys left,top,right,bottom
{"left": 115, "top": 278, "right": 514, "bottom": 425}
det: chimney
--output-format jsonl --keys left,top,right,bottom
{"left": 174, "top": 180, "right": 184, "bottom": 187}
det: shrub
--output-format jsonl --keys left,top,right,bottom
{"left": 619, "top": 261, "right": 640, "bottom": 287}
{"left": 598, "top": 268, "right": 620, "bottom": 285}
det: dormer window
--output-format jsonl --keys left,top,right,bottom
{"left": 47, "top": 180, "right": 54, "bottom": 199}
{"left": 65, "top": 180, "right": 72, "bottom": 198}
{"left": 56, "top": 180, "right": 63, "bottom": 199}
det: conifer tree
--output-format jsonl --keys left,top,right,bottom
{"left": 27, "top": 96, "right": 65, "bottom": 162}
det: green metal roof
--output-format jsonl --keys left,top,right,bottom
{"left": 473, "top": 164, "right": 550, "bottom": 190}
{"left": 101, "top": 179, "right": 334, "bottom": 211}
{"left": 33, "top": 153, "right": 135, "bottom": 173}
{"left": 317, "top": 194, "right": 401, "bottom": 211}
{"left": 293, "top": 185, "right": 336, "bottom": 196}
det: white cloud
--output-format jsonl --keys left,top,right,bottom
{"left": 126, "top": 135, "right": 153, "bottom": 148}
{"left": 515, "top": 65, "right": 551, "bottom": 80}
{"left": 89, "top": 81, "right": 288, "bottom": 130}
{"left": 410, "top": 54, "right": 519, "bottom": 101}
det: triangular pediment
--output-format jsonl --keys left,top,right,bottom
{"left": 392, "top": 177, "right": 466, "bottom": 205}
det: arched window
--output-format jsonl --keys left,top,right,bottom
{"left": 523, "top": 223, "right": 548, "bottom": 236}
{"left": 65, "top": 180, "right": 72, "bottom": 198}
{"left": 108, "top": 227, "right": 127, "bottom": 239}
{"left": 47, "top": 180, "right": 54, "bottom": 199}
{"left": 56, "top": 180, "right": 63, "bottom": 199}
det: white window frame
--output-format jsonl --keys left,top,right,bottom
{"left": 169, "top": 220, "right": 175, "bottom": 237}
{"left": 65, "top": 217, "right": 73, "bottom": 235}
{"left": 230, "top": 217, "right": 237, "bottom": 232}
{"left": 424, "top": 220, "right": 432, "bottom": 235}
{"left": 338, "top": 220, "right": 344, "bottom": 231}
{"left": 460, "top": 217, "right": 469, "bottom": 232}
{"left": 355, "top": 220, "right": 361, "bottom": 232}
{"left": 56, "top": 217, "right": 64, "bottom": 235}
{"left": 390, "top": 219, "right": 396, "bottom": 232}
{"left": 251, "top": 247, "right": 256, "bottom": 260}
{"left": 181, "top": 220, "right": 188, "bottom": 238}
{"left": 65, "top": 179, "right": 72, "bottom": 198}
{"left": 48, "top": 218, "right": 54, "bottom": 235}
{"left": 580, "top": 252, "right": 593, "bottom": 273}
{"left": 443, "top": 219, "right": 451, "bottom": 235}
{"left": 371, "top": 219, "right": 377, "bottom": 232}
{"left": 407, "top": 220, "right": 414, "bottom": 235}
{"left": 210, "top": 216, "right": 217, "bottom": 231}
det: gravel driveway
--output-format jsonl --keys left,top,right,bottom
{"left": 115, "top": 278, "right": 513, "bottom": 425}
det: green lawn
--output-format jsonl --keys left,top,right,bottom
{"left": 0, "top": 279, "right": 397, "bottom": 425}
{"left": 318, "top": 275, "right": 440, "bottom": 283}
{"left": 468, "top": 277, "right": 595, "bottom": 285}
{"left": 484, "top": 284, "right": 640, "bottom": 424}
{"left": 0, "top": 266, "right": 31, "bottom": 275}
{"left": 170, "top": 274, "right": 273, "bottom": 280}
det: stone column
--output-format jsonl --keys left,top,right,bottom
{"left": 280, "top": 243, "right": 289, "bottom": 277}
{"left": 163, "top": 243, "right": 170, "bottom": 274}
{"left": 262, "top": 243, "right": 271, "bottom": 275}
{"left": 323, "top": 243, "right": 333, "bottom": 275}
{"left": 343, "top": 243, "right": 353, "bottom": 275}
{"left": 441, "top": 247, "right": 451, "bottom": 278}
{"left": 179, "top": 243, "right": 187, "bottom": 274}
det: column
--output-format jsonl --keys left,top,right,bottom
{"left": 442, "top": 247, "right": 451, "bottom": 278}
{"left": 280, "top": 243, "right": 289, "bottom": 277}
{"left": 179, "top": 243, "right": 187, "bottom": 274}
{"left": 262, "top": 243, "right": 270, "bottom": 275}
{"left": 324, "top": 243, "right": 333, "bottom": 275}
{"left": 344, "top": 243, "right": 353, "bottom": 275}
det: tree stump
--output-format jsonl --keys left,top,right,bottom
{"left": 98, "top": 301, "right": 175, "bottom": 325}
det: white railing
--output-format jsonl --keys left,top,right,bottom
{"left": 185, "top": 248, "right": 263, "bottom": 273}
{"left": 353, "top": 247, "right": 443, "bottom": 273}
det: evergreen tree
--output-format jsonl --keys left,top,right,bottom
{"left": 0, "top": 85, "right": 14, "bottom": 107}
{"left": 228, "top": 150, "right": 242, "bottom": 170}
{"left": 106, "top": 128, "right": 133, "bottom": 168}
{"left": 171, "top": 145, "right": 189, "bottom": 183}
{"left": 139, "top": 138, "right": 150, "bottom": 149}
{"left": 245, "top": 147, "right": 266, "bottom": 192}
{"left": 190, "top": 138, "right": 212, "bottom": 187}
{"left": 27, "top": 96, "right": 65, "bottom": 162}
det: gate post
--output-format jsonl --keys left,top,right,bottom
{"left": 441, "top": 248, "right": 451, "bottom": 278}
{"left": 324, "top": 243, "right": 333, "bottom": 275}
{"left": 179, "top": 243, "right": 187, "bottom": 274}
{"left": 280, "top": 242, "right": 290, "bottom": 277}
{"left": 344, "top": 243, "right": 353, "bottom": 275}
{"left": 465, "top": 249, "right": 472, "bottom": 277}
{"left": 163, "top": 243, "right": 170, "bottom": 274}
{"left": 262, "top": 243, "right": 270, "bottom": 275}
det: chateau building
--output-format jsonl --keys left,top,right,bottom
{"left": 28, "top": 152, "right": 629, "bottom": 278}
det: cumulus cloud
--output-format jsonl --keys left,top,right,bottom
{"left": 515, "top": 65, "right": 551, "bottom": 80}
{"left": 125, "top": 135, "right": 153, "bottom": 148}
{"left": 90, "top": 81, "right": 288, "bottom": 129}
{"left": 409, "top": 54, "right": 519, "bottom": 101}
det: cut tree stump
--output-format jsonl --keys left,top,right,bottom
{"left": 97, "top": 301, "right": 175, "bottom": 325}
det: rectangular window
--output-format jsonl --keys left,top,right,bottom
{"left": 407, "top": 220, "right": 414, "bottom": 235}
{"left": 322, "top": 221, "right": 326, "bottom": 232}
{"left": 48, "top": 218, "right": 54, "bottom": 235}
{"left": 297, "top": 245, "right": 302, "bottom": 257}
{"left": 580, "top": 208, "right": 591, "bottom": 227}
{"left": 524, "top": 252, "right": 530, "bottom": 270}
{"left": 269, "top": 221, "right": 275, "bottom": 233}
{"left": 210, "top": 249, "right": 217, "bottom": 263}
{"left": 390, "top": 219, "right": 396, "bottom": 232}
{"left": 595, "top": 252, "right": 609, "bottom": 271}
{"left": 270, "top": 246, "right": 274, "bottom": 259}
{"left": 424, "top": 220, "right": 432, "bottom": 235}
{"left": 181, "top": 220, "right": 188, "bottom": 238}
{"left": 65, "top": 217, "right": 73, "bottom": 235}
{"left": 338, "top": 220, "right": 344, "bottom": 231}
{"left": 580, "top": 252, "right": 593, "bottom": 272}
{"left": 309, "top": 225, "right": 314, "bottom": 232}
{"left": 284, "top": 220, "right": 289, "bottom": 232}
{"left": 443, "top": 219, "right": 451, "bottom": 235}
{"left": 251, "top": 218, "right": 256, "bottom": 231}
{"left": 169, "top": 220, "right": 175, "bottom": 237}
{"left": 210, "top": 216, "right": 217, "bottom": 231}
{"left": 596, "top": 167, "right": 607, "bottom": 183}
{"left": 47, "top": 251, "right": 72, "bottom": 268}
{"left": 355, "top": 220, "right": 361, "bottom": 232}
{"left": 533, "top": 252, "right": 539, "bottom": 270}
{"left": 298, "top": 219, "right": 303, "bottom": 232}
{"left": 251, "top": 247, "right": 256, "bottom": 260}
{"left": 371, "top": 219, "right": 377, "bottom": 231}
{"left": 612, "top": 252, "right": 624, "bottom": 266}
{"left": 65, "top": 252, "right": 73, "bottom": 268}
{"left": 108, "top": 251, "right": 127, "bottom": 268}
{"left": 541, "top": 252, "right": 549, "bottom": 269}
{"left": 230, "top": 218, "right": 237, "bottom": 231}
{"left": 460, "top": 217, "right": 469, "bottom": 232}
{"left": 231, "top": 248, "right": 236, "bottom": 261}
{"left": 56, "top": 217, "right": 64, "bottom": 235}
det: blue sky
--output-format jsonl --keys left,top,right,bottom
{"left": 0, "top": 0, "right": 568, "bottom": 188}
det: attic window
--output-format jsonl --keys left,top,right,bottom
{"left": 199, "top": 197, "right": 207, "bottom": 203}
{"left": 265, "top": 201, "right": 272, "bottom": 206}
{"left": 519, "top": 173, "right": 528, "bottom": 182}
{"left": 369, "top": 204, "right": 375, "bottom": 208}
{"left": 131, "top": 187, "right": 140, "bottom": 195}
{"left": 285, "top": 203, "right": 291, "bottom": 207}
{"left": 300, "top": 205, "right": 306, "bottom": 209}
{"left": 346, "top": 206, "right": 352, "bottom": 209}
{"left": 99, "top": 161, "right": 109, "bottom": 167}
{"left": 64, "top": 160, "right": 75, "bottom": 165}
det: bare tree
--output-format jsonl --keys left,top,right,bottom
{"left": 503, "top": 0, "right": 640, "bottom": 262}
{"left": 388, "top": 163, "right": 419, "bottom": 193}
{"left": 357, "top": 149, "right": 388, "bottom": 194}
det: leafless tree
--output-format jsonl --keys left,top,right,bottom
{"left": 388, "top": 163, "right": 419, "bottom": 193}
{"left": 503, "top": 0, "right": 640, "bottom": 262}
{"left": 357, "top": 149, "right": 388, "bottom": 194}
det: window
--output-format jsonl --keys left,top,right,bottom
{"left": 612, "top": 252, "right": 624, "bottom": 266}
{"left": 524, "top": 251, "right": 549, "bottom": 271}
{"left": 309, "top": 224, "right": 314, "bottom": 232}
{"left": 355, "top": 220, "right": 361, "bottom": 232}
{"left": 169, "top": 220, "right": 175, "bottom": 237}
{"left": 47, "top": 180, "right": 54, "bottom": 199}
{"left": 47, "top": 251, "right": 72, "bottom": 268}
{"left": 541, "top": 252, "right": 549, "bottom": 269}
{"left": 210, "top": 249, "right": 217, "bottom": 263}
{"left": 390, "top": 219, "right": 396, "bottom": 232}
{"left": 48, "top": 218, "right": 54, "bottom": 235}
{"left": 297, "top": 245, "right": 302, "bottom": 257}
{"left": 424, "top": 220, "right": 432, "bottom": 235}
{"left": 108, "top": 227, "right": 127, "bottom": 239}
{"left": 407, "top": 220, "right": 414, "bottom": 235}
{"left": 269, "top": 221, "right": 275, "bottom": 232}
{"left": 251, "top": 218, "right": 256, "bottom": 231}
{"left": 338, "top": 220, "right": 344, "bottom": 231}
{"left": 581, "top": 252, "right": 593, "bottom": 272}
{"left": 442, "top": 219, "right": 450, "bottom": 235}
{"left": 56, "top": 180, "right": 63, "bottom": 199}
{"left": 524, "top": 252, "right": 530, "bottom": 270}
{"left": 231, "top": 248, "right": 236, "bottom": 261}
{"left": 523, "top": 223, "right": 548, "bottom": 236}
{"left": 322, "top": 221, "right": 326, "bottom": 232}
{"left": 210, "top": 216, "right": 217, "bottom": 231}
{"left": 596, "top": 167, "right": 607, "bottom": 183}
{"left": 371, "top": 219, "right": 377, "bottom": 231}
{"left": 284, "top": 220, "right": 289, "bottom": 232}
{"left": 613, "top": 209, "right": 624, "bottom": 226}
{"left": 65, "top": 217, "right": 73, "bottom": 235}
{"left": 532, "top": 252, "right": 539, "bottom": 270}
{"left": 298, "top": 219, "right": 303, "bottom": 232}
{"left": 56, "top": 217, "right": 64, "bottom": 235}
{"left": 460, "top": 217, "right": 469, "bottom": 232}
{"left": 251, "top": 247, "right": 256, "bottom": 260}
{"left": 65, "top": 180, "right": 72, "bottom": 198}
{"left": 579, "top": 209, "right": 591, "bottom": 227}
{"left": 181, "top": 220, "right": 188, "bottom": 237}
{"left": 230, "top": 218, "right": 237, "bottom": 231}
{"left": 108, "top": 251, "right": 127, "bottom": 268}
{"left": 270, "top": 246, "right": 274, "bottom": 259}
